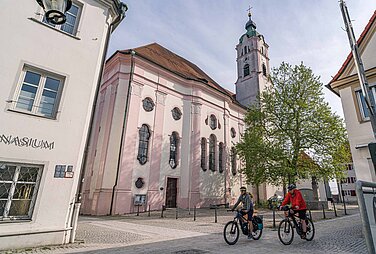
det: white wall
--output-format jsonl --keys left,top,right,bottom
{"left": 339, "top": 86, "right": 376, "bottom": 182}
{"left": 0, "top": 0, "right": 118, "bottom": 249}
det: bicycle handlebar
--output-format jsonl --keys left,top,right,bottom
{"left": 281, "top": 205, "right": 290, "bottom": 211}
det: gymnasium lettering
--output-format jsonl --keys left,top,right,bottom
{"left": 0, "top": 134, "right": 54, "bottom": 150}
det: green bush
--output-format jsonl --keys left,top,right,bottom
{"left": 254, "top": 200, "right": 269, "bottom": 209}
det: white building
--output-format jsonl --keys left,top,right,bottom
{"left": 327, "top": 11, "right": 376, "bottom": 183}
{"left": 340, "top": 164, "right": 358, "bottom": 203}
{"left": 0, "top": 0, "right": 126, "bottom": 250}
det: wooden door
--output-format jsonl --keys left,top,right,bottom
{"left": 166, "top": 178, "right": 177, "bottom": 208}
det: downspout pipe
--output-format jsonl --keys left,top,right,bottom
{"left": 223, "top": 102, "right": 227, "bottom": 206}
{"left": 110, "top": 50, "right": 135, "bottom": 215}
{"left": 75, "top": 1, "right": 127, "bottom": 205}
{"left": 71, "top": 2, "right": 127, "bottom": 242}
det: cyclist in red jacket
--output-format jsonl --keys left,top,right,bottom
{"left": 280, "top": 184, "right": 308, "bottom": 239}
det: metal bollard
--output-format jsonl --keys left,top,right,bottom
{"left": 343, "top": 201, "right": 348, "bottom": 215}
{"left": 176, "top": 206, "right": 178, "bottom": 220}
{"left": 214, "top": 206, "right": 218, "bottom": 223}
{"left": 322, "top": 204, "right": 326, "bottom": 219}
{"left": 148, "top": 205, "right": 151, "bottom": 217}
{"left": 333, "top": 202, "right": 337, "bottom": 217}
{"left": 194, "top": 206, "right": 196, "bottom": 221}
{"left": 272, "top": 208, "right": 276, "bottom": 228}
{"left": 161, "top": 205, "right": 165, "bottom": 218}
{"left": 137, "top": 205, "right": 140, "bottom": 216}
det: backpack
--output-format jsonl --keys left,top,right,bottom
{"left": 253, "top": 215, "right": 263, "bottom": 230}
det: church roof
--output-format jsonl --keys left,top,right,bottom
{"left": 116, "top": 43, "right": 246, "bottom": 108}
{"left": 327, "top": 10, "right": 376, "bottom": 92}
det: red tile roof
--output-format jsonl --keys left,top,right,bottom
{"left": 117, "top": 43, "right": 245, "bottom": 108}
{"left": 328, "top": 11, "right": 376, "bottom": 86}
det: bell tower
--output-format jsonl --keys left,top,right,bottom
{"left": 235, "top": 9, "right": 270, "bottom": 107}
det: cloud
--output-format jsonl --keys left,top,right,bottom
{"left": 109, "top": 0, "right": 376, "bottom": 116}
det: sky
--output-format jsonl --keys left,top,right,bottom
{"left": 108, "top": 0, "right": 376, "bottom": 118}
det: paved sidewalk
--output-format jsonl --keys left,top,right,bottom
{"left": 72, "top": 213, "right": 367, "bottom": 254}
{"left": 1, "top": 205, "right": 364, "bottom": 254}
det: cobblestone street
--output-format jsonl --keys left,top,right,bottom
{"left": 71, "top": 213, "right": 366, "bottom": 254}
{"left": 3, "top": 206, "right": 367, "bottom": 254}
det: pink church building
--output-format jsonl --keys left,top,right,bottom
{"left": 81, "top": 13, "right": 274, "bottom": 215}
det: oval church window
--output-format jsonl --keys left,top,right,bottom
{"left": 172, "top": 107, "right": 182, "bottom": 120}
{"left": 142, "top": 97, "right": 154, "bottom": 112}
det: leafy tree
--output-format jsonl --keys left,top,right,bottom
{"left": 236, "top": 62, "right": 351, "bottom": 190}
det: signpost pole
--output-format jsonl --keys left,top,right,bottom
{"left": 355, "top": 181, "right": 376, "bottom": 254}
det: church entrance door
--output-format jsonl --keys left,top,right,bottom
{"left": 166, "top": 178, "right": 177, "bottom": 208}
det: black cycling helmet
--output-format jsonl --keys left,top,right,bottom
{"left": 287, "top": 184, "right": 296, "bottom": 191}
{"left": 240, "top": 186, "right": 247, "bottom": 191}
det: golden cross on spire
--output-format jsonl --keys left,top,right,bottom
{"left": 247, "top": 5, "right": 253, "bottom": 17}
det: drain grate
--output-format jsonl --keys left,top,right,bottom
{"left": 173, "top": 249, "right": 209, "bottom": 254}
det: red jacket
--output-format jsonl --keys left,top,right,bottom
{"left": 281, "top": 189, "right": 307, "bottom": 210}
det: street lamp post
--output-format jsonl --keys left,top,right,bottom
{"left": 36, "top": 0, "right": 72, "bottom": 25}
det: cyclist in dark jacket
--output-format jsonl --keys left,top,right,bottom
{"left": 232, "top": 186, "right": 254, "bottom": 239}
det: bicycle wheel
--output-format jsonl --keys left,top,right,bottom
{"left": 223, "top": 221, "right": 239, "bottom": 245}
{"left": 305, "top": 218, "right": 315, "bottom": 241}
{"left": 252, "top": 227, "right": 262, "bottom": 240}
{"left": 278, "top": 219, "right": 294, "bottom": 245}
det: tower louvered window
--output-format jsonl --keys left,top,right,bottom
{"left": 262, "top": 63, "right": 267, "bottom": 76}
{"left": 244, "top": 64, "right": 250, "bottom": 77}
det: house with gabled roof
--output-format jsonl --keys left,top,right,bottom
{"left": 327, "top": 11, "right": 376, "bottom": 182}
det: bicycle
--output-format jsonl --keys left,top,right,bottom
{"left": 277, "top": 205, "right": 315, "bottom": 245}
{"left": 223, "top": 210, "right": 263, "bottom": 245}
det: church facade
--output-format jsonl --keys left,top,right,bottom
{"left": 80, "top": 13, "right": 279, "bottom": 215}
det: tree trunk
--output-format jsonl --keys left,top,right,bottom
{"left": 311, "top": 176, "right": 319, "bottom": 201}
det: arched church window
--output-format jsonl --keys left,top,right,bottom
{"left": 209, "top": 134, "right": 216, "bottom": 171}
{"left": 142, "top": 97, "right": 154, "bottom": 112}
{"left": 169, "top": 132, "right": 179, "bottom": 169}
{"left": 218, "top": 142, "right": 224, "bottom": 173}
{"left": 231, "top": 147, "right": 237, "bottom": 176}
{"left": 262, "top": 63, "right": 267, "bottom": 76}
{"left": 210, "top": 114, "right": 217, "bottom": 130}
{"left": 201, "top": 138, "right": 207, "bottom": 171}
{"left": 137, "top": 124, "right": 150, "bottom": 165}
{"left": 244, "top": 46, "right": 247, "bottom": 54}
{"left": 243, "top": 64, "right": 250, "bottom": 77}
{"left": 231, "top": 127, "right": 236, "bottom": 138}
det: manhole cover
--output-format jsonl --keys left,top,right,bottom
{"left": 173, "top": 250, "right": 208, "bottom": 254}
